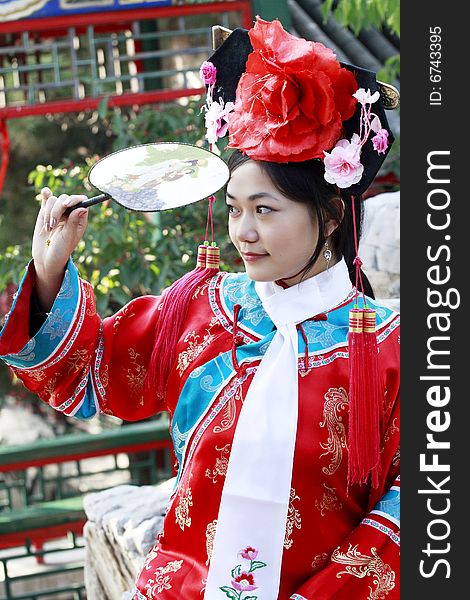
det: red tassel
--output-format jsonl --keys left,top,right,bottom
{"left": 347, "top": 307, "right": 383, "bottom": 489}
{"left": 146, "top": 244, "right": 220, "bottom": 401}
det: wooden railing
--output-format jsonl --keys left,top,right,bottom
{"left": 0, "top": 419, "right": 174, "bottom": 600}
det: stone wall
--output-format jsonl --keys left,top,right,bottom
{"left": 83, "top": 480, "right": 175, "bottom": 600}
{"left": 359, "top": 190, "right": 400, "bottom": 309}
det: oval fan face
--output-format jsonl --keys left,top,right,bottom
{"left": 88, "top": 142, "right": 230, "bottom": 212}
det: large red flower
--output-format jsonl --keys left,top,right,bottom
{"left": 228, "top": 17, "right": 358, "bottom": 162}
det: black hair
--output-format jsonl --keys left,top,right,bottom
{"left": 227, "top": 150, "right": 375, "bottom": 298}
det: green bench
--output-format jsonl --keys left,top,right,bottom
{"left": 0, "top": 419, "right": 173, "bottom": 599}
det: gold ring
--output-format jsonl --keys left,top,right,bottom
{"left": 45, "top": 238, "right": 51, "bottom": 247}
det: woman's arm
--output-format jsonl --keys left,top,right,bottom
{"left": 0, "top": 188, "right": 166, "bottom": 421}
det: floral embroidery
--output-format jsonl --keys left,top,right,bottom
{"left": 112, "top": 305, "right": 135, "bottom": 333}
{"left": 143, "top": 545, "right": 159, "bottom": 570}
{"left": 100, "top": 363, "right": 109, "bottom": 388}
{"left": 205, "top": 444, "right": 231, "bottom": 484}
{"left": 383, "top": 417, "right": 399, "bottom": 443}
{"left": 42, "top": 308, "right": 71, "bottom": 341}
{"left": 311, "top": 552, "right": 329, "bottom": 572}
{"left": 284, "top": 488, "right": 301, "bottom": 550}
{"left": 192, "top": 279, "right": 210, "bottom": 299}
{"left": 66, "top": 349, "right": 90, "bottom": 374}
{"left": 125, "top": 348, "right": 146, "bottom": 404}
{"left": 43, "top": 373, "right": 59, "bottom": 399}
{"left": 224, "top": 276, "right": 267, "bottom": 328}
{"left": 315, "top": 483, "right": 343, "bottom": 516}
{"left": 220, "top": 547, "right": 267, "bottom": 599}
{"left": 319, "top": 387, "right": 349, "bottom": 475}
{"left": 26, "top": 369, "right": 46, "bottom": 382}
{"left": 84, "top": 284, "right": 97, "bottom": 316}
{"left": 332, "top": 544, "right": 395, "bottom": 599}
{"left": 213, "top": 385, "right": 243, "bottom": 434}
{"left": 177, "top": 316, "right": 218, "bottom": 375}
{"left": 174, "top": 476, "right": 193, "bottom": 531}
{"left": 144, "top": 559, "right": 183, "bottom": 596}
{"left": 392, "top": 447, "right": 400, "bottom": 466}
{"left": 206, "top": 520, "right": 218, "bottom": 565}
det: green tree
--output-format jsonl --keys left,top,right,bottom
{"left": 322, "top": 0, "right": 400, "bottom": 82}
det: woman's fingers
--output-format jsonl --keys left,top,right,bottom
{"left": 43, "top": 193, "right": 87, "bottom": 233}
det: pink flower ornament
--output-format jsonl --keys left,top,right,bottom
{"left": 239, "top": 546, "right": 259, "bottom": 561}
{"left": 200, "top": 61, "right": 217, "bottom": 86}
{"left": 353, "top": 88, "right": 380, "bottom": 106}
{"left": 372, "top": 128, "right": 389, "bottom": 154}
{"left": 204, "top": 99, "right": 234, "bottom": 145}
{"left": 323, "top": 135, "right": 364, "bottom": 188}
{"left": 231, "top": 572, "right": 258, "bottom": 592}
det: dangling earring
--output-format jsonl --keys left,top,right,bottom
{"left": 323, "top": 241, "right": 332, "bottom": 270}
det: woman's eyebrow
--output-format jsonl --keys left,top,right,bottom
{"left": 226, "top": 191, "right": 281, "bottom": 201}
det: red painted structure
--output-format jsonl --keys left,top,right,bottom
{"left": 0, "top": 1, "right": 253, "bottom": 191}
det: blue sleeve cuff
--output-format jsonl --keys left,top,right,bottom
{"left": 2, "top": 258, "right": 80, "bottom": 369}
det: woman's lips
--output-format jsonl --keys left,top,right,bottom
{"left": 241, "top": 252, "right": 269, "bottom": 262}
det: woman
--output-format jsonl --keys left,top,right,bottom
{"left": 0, "top": 18, "right": 400, "bottom": 600}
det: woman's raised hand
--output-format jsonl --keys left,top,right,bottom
{"left": 32, "top": 187, "right": 89, "bottom": 312}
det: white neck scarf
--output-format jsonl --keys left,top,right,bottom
{"left": 204, "top": 259, "right": 352, "bottom": 599}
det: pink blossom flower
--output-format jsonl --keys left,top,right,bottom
{"left": 200, "top": 61, "right": 217, "bottom": 85}
{"left": 204, "top": 99, "right": 234, "bottom": 145}
{"left": 371, "top": 128, "right": 389, "bottom": 154}
{"left": 323, "top": 137, "right": 364, "bottom": 188}
{"left": 353, "top": 87, "right": 380, "bottom": 105}
{"left": 239, "top": 546, "right": 258, "bottom": 560}
{"left": 231, "top": 572, "right": 257, "bottom": 592}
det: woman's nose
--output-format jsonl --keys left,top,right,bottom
{"left": 235, "top": 213, "right": 259, "bottom": 243}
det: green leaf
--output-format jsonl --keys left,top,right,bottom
{"left": 249, "top": 560, "right": 267, "bottom": 572}
{"left": 231, "top": 564, "right": 242, "bottom": 578}
{"left": 244, "top": 596, "right": 258, "bottom": 600}
{"left": 219, "top": 587, "right": 239, "bottom": 600}
{"left": 321, "top": 0, "right": 335, "bottom": 22}
{"left": 98, "top": 96, "right": 109, "bottom": 121}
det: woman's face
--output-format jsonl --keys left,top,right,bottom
{"left": 226, "top": 160, "right": 322, "bottom": 285}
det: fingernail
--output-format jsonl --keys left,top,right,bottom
{"left": 50, "top": 217, "right": 57, "bottom": 230}
{"left": 62, "top": 198, "right": 71, "bottom": 207}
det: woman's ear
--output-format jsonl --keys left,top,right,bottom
{"left": 324, "top": 196, "right": 345, "bottom": 237}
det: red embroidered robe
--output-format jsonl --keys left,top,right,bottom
{"left": 0, "top": 260, "right": 400, "bottom": 599}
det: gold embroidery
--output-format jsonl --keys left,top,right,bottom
{"left": 113, "top": 305, "right": 135, "bottom": 333}
{"left": 332, "top": 544, "right": 395, "bottom": 599}
{"left": 144, "top": 559, "right": 184, "bottom": 596}
{"left": 319, "top": 387, "right": 349, "bottom": 475}
{"left": 144, "top": 545, "right": 159, "bottom": 570}
{"left": 315, "top": 484, "right": 342, "bottom": 516}
{"left": 174, "top": 477, "right": 193, "bottom": 531}
{"left": 205, "top": 444, "right": 231, "bottom": 484}
{"left": 100, "top": 364, "right": 109, "bottom": 388}
{"left": 205, "top": 520, "right": 218, "bottom": 565}
{"left": 177, "top": 316, "right": 218, "bottom": 375}
{"left": 66, "top": 349, "right": 90, "bottom": 374}
{"left": 284, "top": 488, "right": 301, "bottom": 550}
{"left": 83, "top": 284, "right": 96, "bottom": 316}
{"left": 213, "top": 384, "right": 242, "bottom": 434}
{"left": 311, "top": 552, "right": 329, "bottom": 571}
{"left": 124, "top": 348, "right": 146, "bottom": 404}
{"left": 392, "top": 447, "right": 400, "bottom": 466}
{"left": 27, "top": 370, "right": 46, "bottom": 382}
{"left": 43, "top": 374, "right": 58, "bottom": 398}
{"left": 383, "top": 417, "right": 399, "bottom": 443}
{"left": 192, "top": 280, "right": 210, "bottom": 299}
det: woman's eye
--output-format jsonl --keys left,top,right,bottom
{"left": 256, "top": 206, "right": 272, "bottom": 215}
{"left": 226, "top": 205, "right": 239, "bottom": 215}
